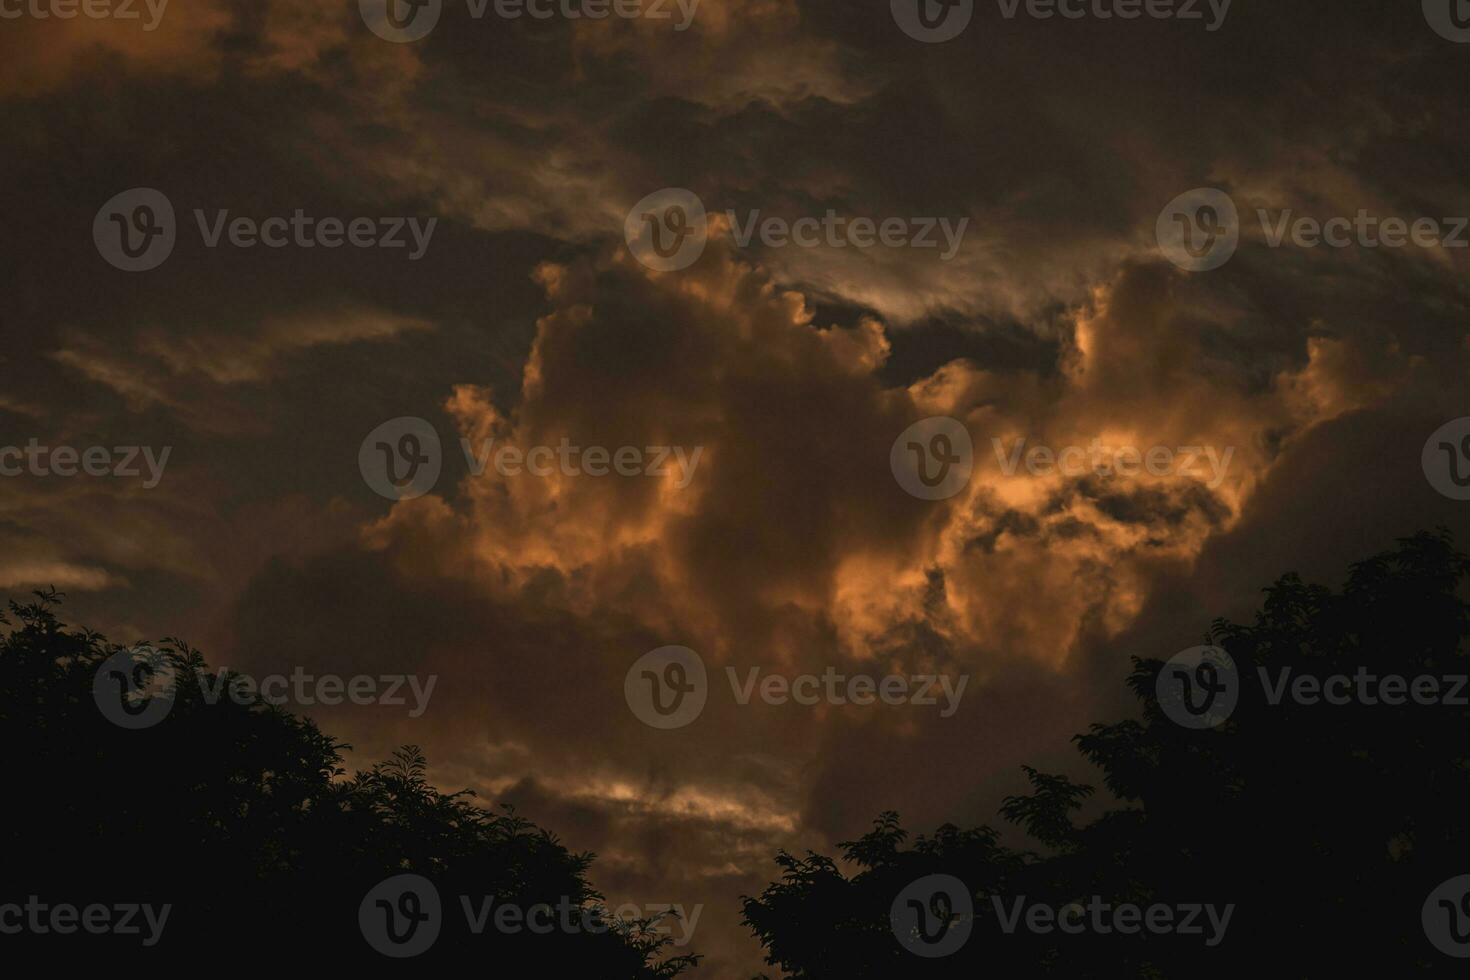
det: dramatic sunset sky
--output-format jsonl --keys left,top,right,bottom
{"left": 6, "top": 0, "right": 1470, "bottom": 974}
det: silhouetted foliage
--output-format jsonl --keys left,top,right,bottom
{"left": 0, "top": 591, "right": 697, "bottom": 973}
{"left": 743, "top": 531, "right": 1470, "bottom": 976}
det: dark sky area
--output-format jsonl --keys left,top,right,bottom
{"left": 5, "top": 1, "right": 1470, "bottom": 973}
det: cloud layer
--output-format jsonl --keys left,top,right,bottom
{"left": 7, "top": 1, "right": 1470, "bottom": 975}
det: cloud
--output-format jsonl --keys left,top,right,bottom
{"left": 49, "top": 306, "right": 432, "bottom": 426}
{"left": 138, "top": 306, "right": 433, "bottom": 384}
{"left": 0, "top": 560, "right": 124, "bottom": 590}
{"left": 11, "top": 3, "right": 1470, "bottom": 976}
{"left": 0, "top": 0, "right": 233, "bottom": 96}
{"left": 220, "top": 231, "right": 1386, "bottom": 975}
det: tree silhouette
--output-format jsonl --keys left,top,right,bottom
{"left": 0, "top": 591, "right": 698, "bottom": 973}
{"left": 743, "top": 530, "right": 1470, "bottom": 977}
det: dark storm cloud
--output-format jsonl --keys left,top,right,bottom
{"left": 7, "top": 2, "right": 1470, "bottom": 976}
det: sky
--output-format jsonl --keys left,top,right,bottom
{"left": 6, "top": 0, "right": 1470, "bottom": 974}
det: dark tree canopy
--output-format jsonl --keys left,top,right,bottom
{"left": 0, "top": 592, "right": 697, "bottom": 973}
{"left": 13, "top": 532, "right": 1470, "bottom": 973}
{"left": 743, "top": 531, "right": 1470, "bottom": 977}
